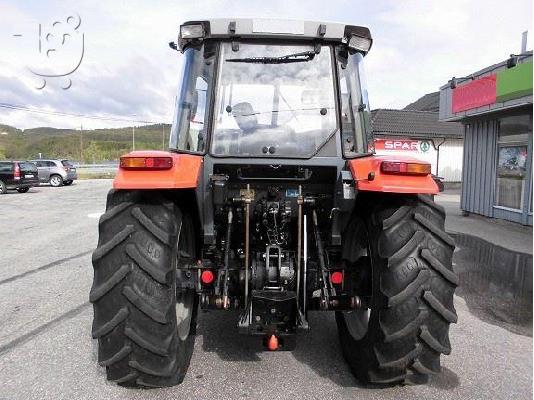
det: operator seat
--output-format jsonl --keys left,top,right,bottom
{"left": 232, "top": 102, "right": 258, "bottom": 135}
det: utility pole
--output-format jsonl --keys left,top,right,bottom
{"left": 132, "top": 125, "right": 135, "bottom": 151}
{"left": 162, "top": 123, "right": 165, "bottom": 150}
{"left": 80, "top": 123, "right": 83, "bottom": 163}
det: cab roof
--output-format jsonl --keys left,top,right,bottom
{"left": 181, "top": 17, "right": 371, "bottom": 45}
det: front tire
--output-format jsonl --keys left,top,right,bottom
{"left": 337, "top": 194, "right": 457, "bottom": 385}
{"left": 90, "top": 190, "right": 198, "bottom": 388}
{"left": 0, "top": 180, "right": 7, "bottom": 194}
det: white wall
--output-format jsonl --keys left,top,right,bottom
{"left": 437, "top": 139, "right": 463, "bottom": 182}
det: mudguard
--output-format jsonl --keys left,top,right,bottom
{"left": 113, "top": 151, "right": 202, "bottom": 190}
{"left": 348, "top": 155, "right": 438, "bottom": 194}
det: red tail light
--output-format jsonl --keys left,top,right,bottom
{"left": 14, "top": 163, "right": 20, "bottom": 180}
{"left": 64, "top": 166, "right": 69, "bottom": 172}
{"left": 380, "top": 161, "right": 431, "bottom": 176}
{"left": 120, "top": 156, "right": 173, "bottom": 170}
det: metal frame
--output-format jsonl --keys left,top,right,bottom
{"left": 199, "top": 155, "right": 346, "bottom": 244}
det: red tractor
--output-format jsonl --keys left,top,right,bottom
{"left": 90, "top": 18, "right": 457, "bottom": 388}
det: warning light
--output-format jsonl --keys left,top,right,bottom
{"left": 119, "top": 156, "right": 172, "bottom": 170}
{"left": 380, "top": 161, "right": 431, "bottom": 176}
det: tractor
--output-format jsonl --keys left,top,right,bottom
{"left": 90, "top": 18, "right": 457, "bottom": 388}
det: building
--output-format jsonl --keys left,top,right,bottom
{"left": 439, "top": 52, "right": 533, "bottom": 225}
{"left": 371, "top": 108, "right": 463, "bottom": 181}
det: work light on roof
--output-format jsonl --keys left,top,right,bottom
{"left": 180, "top": 24, "right": 205, "bottom": 39}
{"left": 348, "top": 35, "right": 372, "bottom": 53}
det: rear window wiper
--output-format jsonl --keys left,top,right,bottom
{"left": 226, "top": 50, "right": 316, "bottom": 64}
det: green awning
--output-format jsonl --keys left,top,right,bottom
{"left": 496, "top": 62, "right": 533, "bottom": 103}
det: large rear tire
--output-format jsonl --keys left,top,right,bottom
{"left": 336, "top": 194, "right": 457, "bottom": 385}
{"left": 90, "top": 190, "right": 198, "bottom": 388}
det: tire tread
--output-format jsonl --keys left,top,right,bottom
{"left": 337, "top": 194, "right": 456, "bottom": 386}
{"left": 91, "top": 191, "right": 196, "bottom": 388}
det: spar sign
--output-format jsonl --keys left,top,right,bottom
{"left": 374, "top": 139, "right": 432, "bottom": 153}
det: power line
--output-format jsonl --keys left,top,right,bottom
{"left": 0, "top": 102, "right": 162, "bottom": 124}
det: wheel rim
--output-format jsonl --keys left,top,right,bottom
{"left": 175, "top": 217, "right": 195, "bottom": 341}
{"left": 342, "top": 219, "right": 372, "bottom": 341}
{"left": 51, "top": 176, "right": 61, "bottom": 186}
{"left": 342, "top": 309, "right": 370, "bottom": 340}
{"left": 176, "top": 291, "right": 194, "bottom": 340}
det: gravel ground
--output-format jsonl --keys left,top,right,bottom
{"left": 0, "top": 180, "right": 531, "bottom": 400}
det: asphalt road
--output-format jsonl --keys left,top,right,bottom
{"left": 0, "top": 180, "right": 531, "bottom": 400}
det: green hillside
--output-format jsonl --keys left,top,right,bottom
{"left": 0, "top": 124, "right": 172, "bottom": 162}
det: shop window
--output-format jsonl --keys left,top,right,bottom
{"left": 495, "top": 114, "right": 531, "bottom": 210}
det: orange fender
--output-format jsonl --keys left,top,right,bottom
{"left": 113, "top": 151, "right": 202, "bottom": 190}
{"left": 348, "top": 155, "right": 438, "bottom": 194}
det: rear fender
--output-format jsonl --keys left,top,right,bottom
{"left": 348, "top": 155, "right": 438, "bottom": 194}
{"left": 113, "top": 151, "right": 203, "bottom": 190}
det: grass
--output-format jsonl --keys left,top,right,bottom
{"left": 77, "top": 171, "right": 116, "bottom": 180}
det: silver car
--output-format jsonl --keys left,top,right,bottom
{"left": 31, "top": 159, "right": 78, "bottom": 187}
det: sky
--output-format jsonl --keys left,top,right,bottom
{"left": 0, "top": 0, "right": 532, "bottom": 130}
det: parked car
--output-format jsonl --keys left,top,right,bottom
{"left": 0, "top": 161, "right": 39, "bottom": 194}
{"left": 31, "top": 159, "right": 78, "bottom": 187}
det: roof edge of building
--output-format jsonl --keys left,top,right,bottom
{"left": 439, "top": 51, "right": 533, "bottom": 90}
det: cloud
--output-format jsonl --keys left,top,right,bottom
{"left": 364, "top": 0, "right": 532, "bottom": 108}
{"left": 0, "top": 0, "right": 531, "bottom": 129}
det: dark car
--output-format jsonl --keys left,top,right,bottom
{"left": 0, "top": 161, "right": 40, "bottom": 194}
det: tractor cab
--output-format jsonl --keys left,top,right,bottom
{"left": 169, "top": 19, "right": 373, "bottom": 159}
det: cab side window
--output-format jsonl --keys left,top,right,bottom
{"left": 336, "top": 48, "right": 371, "bottom": 156}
